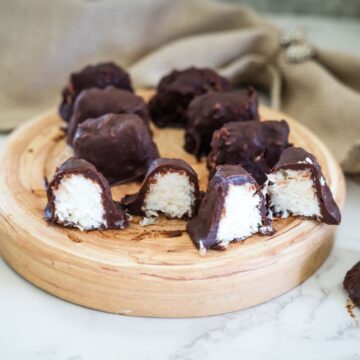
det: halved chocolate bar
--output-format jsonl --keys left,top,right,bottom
{"left": 59, "top": 62, "right": 133, "bottom": 122}
{"left": 266, "top": 147, "right": 341, "bottom": 224}
{"left": 207, "top": 120, "right": 291, "bottom": 185}
{"left": 67, "top": 86, "right": 150, "bottom": 145}
{"left": 44, "top": 158, "right": 128, "bottom": 231}
{"left": 187, "top": 165, "right": 272, "bottom": 251}
{"left": 185, "top": 88, "right": 259, "bottom": 159}
{"left": 121, "top": 158, "right": 201, "bottom": 220}
{"left": 73, "top": 114, "right": 159, "bottom": 185}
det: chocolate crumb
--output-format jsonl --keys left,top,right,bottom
{"left": 52, "top": 133, "right": 66, "bottom": 142}
{"left": 131, "top": 229, "right": 184, "bottom": 241}
{"left": 346, "top": 298, "right": 356, "bottom": 319}
{"left": 67, "top": 233, "right": 83, "bottom": 243}
{"left": 160, "top": 230, "right": 184, "bottom": 238}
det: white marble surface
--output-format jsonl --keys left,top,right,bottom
{"left": 1, "top": 14, "right": 360, "bottom": 360}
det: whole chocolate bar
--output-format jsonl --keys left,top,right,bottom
{"left": 266, "top": 147, "right": 341, "bottom": 225}
{"left": 73, "top": 114, "right": 159, "bottom": 185}
{"left": 207, "top": 120, "right": 291, "bottom": 185}
{"left": 343, "top": 261, "right": 360, "bottom": 307}
{"left": 121, "top": 158, "right": 200, "bottom": 220}
{"left": 67, "top": 86, "right": 150, "bottom": 145}
{"left": 149, "top": 67, "right": 232, "bottom": 128}
{"left": 185, "top": 88, "right": 259, "bottom": 159}
{"left": 59, "top": 62, "right": 133, "bottom": 122}
{"left": 44, "top": 157, "right": 128, "bottom": 231}
{"left": 187, "top": 165, "right": 272, "bottom": 251}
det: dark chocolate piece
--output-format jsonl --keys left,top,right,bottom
{"left": 207, "top": 120, "right": 291, "bottom": 185}
{"left": 67, "top": 86, "right": 150, "bottom": 145}
{"left": 149, "top": 67, "right": 232, "bottom": 128}
{"left": 344, "top": 261, "right": 360, "bottom": 307}
{"left": 121, "top": 158, "right": 200, "bottom": 219}
{"left": 185, "top": 88, "right": 259, "bottom": 159}
{"left": 266, "top": 147, "right": 341, "bottom": 225}
{"left": 73, "top": 113, "right": 159, "bottom": 185}
{"left": 44, "top": 157, "right": 128, "bottom": 230}
{"left": 187, "top": 165, "right": 272, "bottom": 251}
{"left": 59, "top": 62, "right": 133, "bottom": 122}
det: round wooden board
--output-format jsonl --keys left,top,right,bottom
{"left": 0, "top": 90, "right": 345, "bottom": 318}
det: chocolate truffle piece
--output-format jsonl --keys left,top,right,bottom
{"left": 44, "top": 158, "right": 128, "bottom": 231}
{"left": 344, "top": 262, "right": 360, "bottom": 307}
{"left": 149, "top": 67, "right": 232, "bottom": 128}
{"left": 207, "top": 120, "right": 291, "bottom": 185}
{"left": 59, "top": 62, "right": 133, "bottom": 122}
{"left": 266, "top": 147, "right": 341, "bottom": 225}
{"left": 187, "top": 165, "right": 272, "bottom": 251}
{"left": 67, "top": 86, "right": 150, "bottom": 145}
{"left": 73, "top": 114, "right": 159, "bottom": 185}
{"left": 121, "top": 158, "right": 200, "bottom": 220}
{"left": 185, "top": 88, "right": 259, "bottom": 159}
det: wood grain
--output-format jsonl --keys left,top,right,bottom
{"left": 0, "top": 90, "right": 346, "bottom": 317}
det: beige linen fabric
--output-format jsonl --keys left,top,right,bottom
{"left": 1, "top": 0, "right": 359, "bottom": 172}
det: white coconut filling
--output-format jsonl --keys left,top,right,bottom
{"left": 216, "top": 183, "right": 263, "bottom": 247}
{"left": 53, "top": 174, "right": 106, "bottom": 231}
{"left": 143, "top": 172, "right": 195, "bottom": 219}
{"left": 267, "top": 169, "right": 321, "bottom": 218}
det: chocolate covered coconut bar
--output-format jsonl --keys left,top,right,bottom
{"left": 187, "top": 165, "right": 272, "bottom": 251}
{"left": 73, "top": 114, "right": 159, "bottom": 185}
{"left": 185, "top": 88, "right": 259, "bottom": 159}
{"left": 59, "top": 62, "right": 133, "bottom": 122}
{"left": 149, "top": 67, "right": 232, "bottom": 128}
{"left": 121, "top": 158, "right": 200, "bottom": 220}
{"left": 266, "top": 147, "right": 341, "bottom": 224}
{"left": 207, "top": 120, "right": 291, "bottom": 185}
{"left": 44, "top": 158, "right": 128, "bottom": 231}
{"left": 67, "top": 86, "right": 150, "bottom": 145}
{"left": 344, "top": 261, "right": 360, "bottom": 307}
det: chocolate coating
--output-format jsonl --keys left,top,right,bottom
{"left": 73, "top": 113, "right": 159, "bottom": 185}
{"left": 343, "top": 261, "right": 360, "bottom": 307}
{"left": 121, "top": 158, "right": 201, "bottom": 218}
{"left": 270, "top": 147, "right": 341, "bottom": 225}
{"left": 149, "top": 67, "right": 232, "bottom": 128}
{"left": 185, "top": 88, "right": 259, "bottom": 159}
{"left": 44, "top": 157, "right": 128, "bottom": 229}
{"left": 59, "top": 62, "right": 133, "bottom": 122}
{"left": 207, "top": 120, "right": 291, "bottom": 185}
{"left": 187, "top": 165, "right": 270, "bottom": 250}
{"left": 67, "top": 86, "right": 150, "bottom": 145}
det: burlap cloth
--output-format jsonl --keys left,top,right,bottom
{"left": 1, "top": 0, "right": 360, "bottom": 173}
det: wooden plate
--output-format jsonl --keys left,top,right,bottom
{"left": 0, "top": 91, "right": 345, "bottom": 317}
